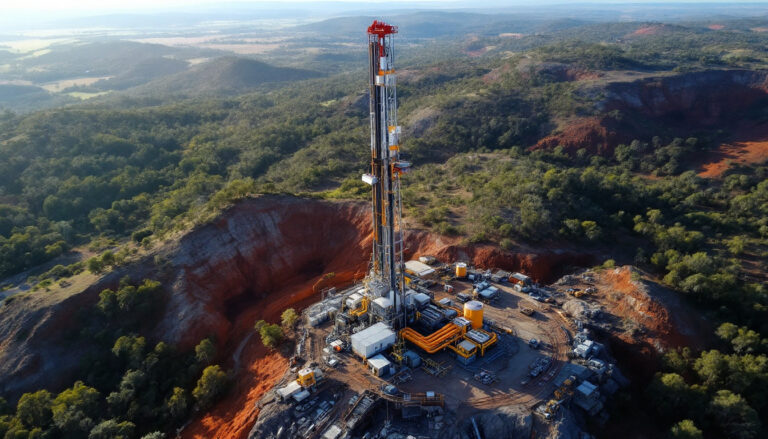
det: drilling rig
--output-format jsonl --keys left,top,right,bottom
{"left": 361, "top": 20, "right": 410, "bottom": 329}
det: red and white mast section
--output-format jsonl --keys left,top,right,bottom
{"left": 363, "top": 20, "right": 409, "bottom": 328}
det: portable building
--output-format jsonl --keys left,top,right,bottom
{"left": 351, "top": 322, "right": 396, "bottom": 359}
{"left": 276, "top": 380, "right": 302, "bottom": 401}
{"left": 405, "top": 260, "right": 436, "bottom": 277}
{"left": 368, "top": 354, "right": 392, "bottom": 377}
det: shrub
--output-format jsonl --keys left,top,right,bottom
{"left": 260, "top": 324, "right": 284, "bottom": 349}
{"left": 281, "top": 308, "right": 299, "bottom": 329}
{"left": 192, "top": 365, "right": 228, "bottom": 409}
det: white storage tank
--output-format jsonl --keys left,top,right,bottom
{"left": 350, "top": 322, "right": 396, "bottom": 359}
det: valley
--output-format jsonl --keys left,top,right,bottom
{"left": 0, "top": 3, "right": 767, "bottom": 439}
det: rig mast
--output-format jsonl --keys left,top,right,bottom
{"left": 363, "top": 20, "right": 410, "bottom": 329}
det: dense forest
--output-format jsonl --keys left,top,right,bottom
{"left": 0, "top": 278, "right": 229, "bottom": 438}
{"left": 1, "top": 18, "right": 768, "bottom": 439}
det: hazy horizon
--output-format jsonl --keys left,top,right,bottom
{"left": 3, "top": 0, "right": 768, "bottom": 28}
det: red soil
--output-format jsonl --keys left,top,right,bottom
{"left": 697, "top": 122, "right": 768, "bottom": 177}
{"left": 599, "top": 267, "right": 685, "bottom": 348}
{"left": 531, "top": 117, "right": 628, "bottom": 155}
{"left": 631, "top": 25, "right": 663, "bottom": 36}
{"left": 178, "top": 197, "right": 596, "bottom": 438}
{"left": 585, "top": 267, "right": 709, "bottom": 379}
{"left": 533, "top": 70, "right": 768, "bottom": 158}
{"left": 182, "top": 270, "right": 365, "bottom": 439}
{"left": 708, "top": 24, "right": 725, "bottom": 30}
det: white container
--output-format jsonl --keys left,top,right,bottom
{"left": 350, "top": 322, "right": 396, "bottom": 359}
{"left": 362, "top": 173, "right": 378, "bottom": 185}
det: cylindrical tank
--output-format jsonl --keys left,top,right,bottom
{"left": 455, "top": 262, "right": 467, "bottom": 278}
{"left": 297, "top": 367, "right": 315, "bottom": 387}
{"left": 463, "top": 300, "right": 484, "bottom": 329}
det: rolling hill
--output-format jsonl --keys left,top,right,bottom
{"left": 128, "top": 56, "right": 322, "bottom": 96}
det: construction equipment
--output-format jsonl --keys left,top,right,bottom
{"left": 566, "top": 288, "right": 587, "bottom": 298}
{"left": 519, "top": 307, "right": 535, "bottom": 316}
{"left": 473, "top": 369, "right": 497, "bottom": 385}
{"left": 542, "top": 376, "right": 576, "bottom": 421}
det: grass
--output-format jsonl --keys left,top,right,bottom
{"left": 40, "top": 76, "right": 111, "bottom": 93}
{"left": 0, "top": 38, "right": 71, "bottom": 53}
{"left": 67, "top": 91, "right": 111, "bottom": 100}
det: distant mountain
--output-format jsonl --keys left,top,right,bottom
{"left": 131, "top": 56, "right": 321, "bottom": 96}
{"left": 294, "top": 11, "right": 593, "bottom": 39}
{"left": 88, "top": 57, "right": 190, "bottom": 91}
{"left": 17, "top": 41, "right": 220, "bottom": 83}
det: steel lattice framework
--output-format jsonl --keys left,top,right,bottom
{"left": 363, "top": 20, "right": 410, "bottom": 328}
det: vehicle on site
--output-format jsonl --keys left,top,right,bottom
{"left": 519, "top": 307, "right": 535, "bottom": 316}
{"left": 456, "top": 292, "right": 472, "bottom": 303}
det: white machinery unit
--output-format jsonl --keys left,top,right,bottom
{"left": 368, "top": 354, "right": 393, "bottom": 377}
{"left": 350, "top": 322, "right": 396, "bottom": 359}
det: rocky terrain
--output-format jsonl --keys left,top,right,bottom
{"left": 534, "top": 69, "right": 768, "bottom": 157}
{"left": 556, "top": 266, "right": 711, "bottom": 381}
{"left": 0, "top": 195, "right": 599, "bottom": 438}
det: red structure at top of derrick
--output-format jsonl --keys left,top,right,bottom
{"left": 367, "top": 20, "right": 398, "bottom": 38}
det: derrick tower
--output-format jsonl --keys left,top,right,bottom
{"left": 362, "top": 20, "right": 410, "bottom": 329}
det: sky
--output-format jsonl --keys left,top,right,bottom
{"left": 2, "top": 0, "right": 767, "bottom": 28}
{"left": 5, "top": 0, "right": 768, "bottom": 12}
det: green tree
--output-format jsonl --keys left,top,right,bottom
{"left": 86, "top": 257, "right": 105, "bottom": 274}
{"left": 670, "top": 419, "right": 703, "bottom": 439}
{"left": 647, "top": 373, "right": 705, "bottom": 419}
{"left": 259, "top": 323, "right": 284, "bottom": 349}
{"left": 717, "top": 323, "right": 740, "bottom": 343}
{"left": 51, "top": 381, "right": 101, "bottom": 434}
{"left": 140, "top": 433, "right": 165, "bottom": 439}
{"left": 195, "top": 338, "right": 216, "bottom": 365}
{"left": 100, "top": 251, "right": 116, "bottom": 267}
{"left": 707, "top": 390, "right": 760, "bottom": 439}
{"left": 281, "top": 308, "right": 299, "bottom": 329}
{"left": 662, "top": 348, "right": 693, "bottom": 375}
{"left": 254, "top": 320, "right": 266, "bottom": 332}
{"left": 731, "top": 329, "right": 763, "bottom": 355}
{"left": 16, "top": 390, "right": 53, "bottom": 428}
{"left": 726, "top": 235, "right": 747, "bottom": 256}
{"left": 112, "top": 335, "right": 146, "bottom": 369}
{"left": 192, "top": 365, "right": 228, "bottom": 409}
{"left": 96, "top": 288, "right": 118, "bottom": 317}
{"left": 88, "top": 419, "right": 135, "bottom": 439}
{"left": 165, "top": 387, "right": 188, "bottom": 420}
{"left": 581, "top": 220, "right": 602, "bottom": 241}
{"left": 694, "top": 350, "right": 729, "bottom": 387}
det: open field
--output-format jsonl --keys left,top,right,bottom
{"left": 40, "top": 76, "right": 111, "bottom": 92}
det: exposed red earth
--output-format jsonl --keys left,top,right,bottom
{"left": 697, "top": 122, "right": 768, "bottom": 177}
{"left": 0, "top": 195, "right": 596, "bottom": 438}
{"left": 532, "top": 70, "right": 768, "bottom": 157}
